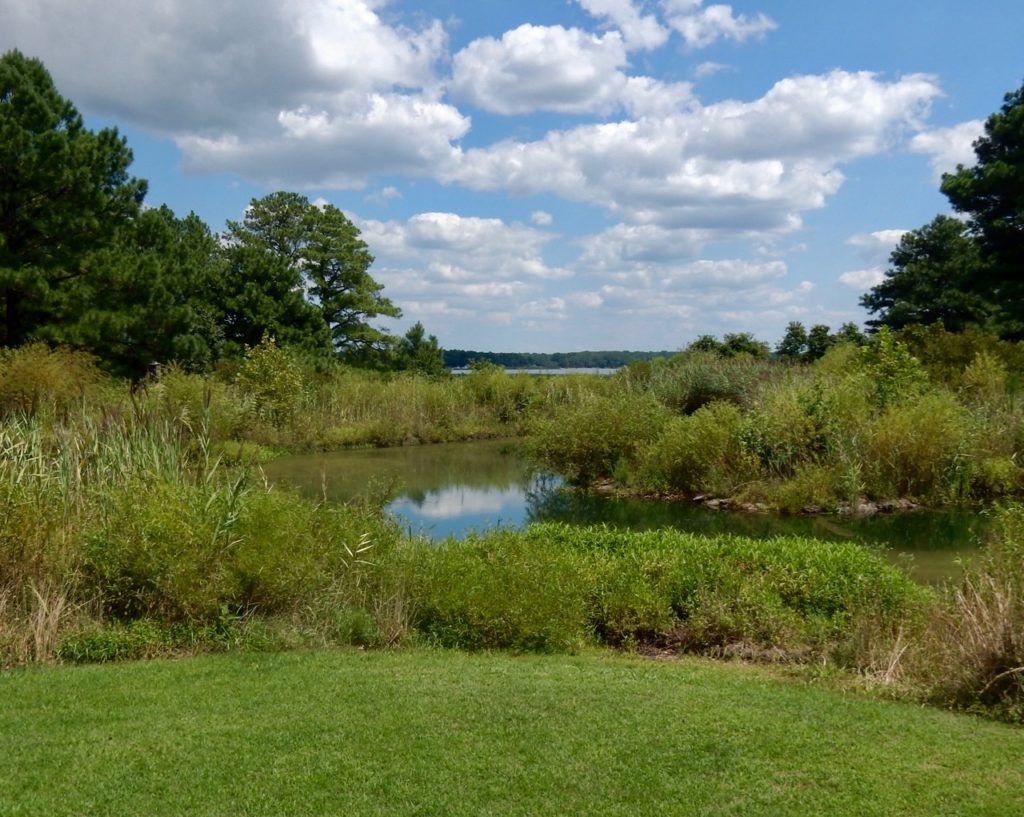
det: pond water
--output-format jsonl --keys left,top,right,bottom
{"left": 263, "top": 439, "right": 990, "bottom": 583}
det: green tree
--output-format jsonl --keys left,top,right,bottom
{"left": 688, "top": 334, "right": 724, "bottom": 355}
{"left": 805, "top": 324, "right": 834, "bottom": 361}
{"left": 396, "top": 321, "right": 446, "bottom": 377}
{"left": 50, "top": 206, "right": 223, "bottom": 377}
{"left": 222, "top": 192, "right": 401, "bottom": 361}
{"left": 721, "top": 332, "right": 770, "bottom": 359}
{"left": 941, "top": 81, "right": 1024, "bottom": 335}
{"left": 860, "top": 216, "right": 992, "bottom": 333}
{"left": 0, "top": 50, "right": 146, "bottom": 347}
{"left": 776, "top": 321, "right": 808, "bottom": 360}
{"left": 832, "top": 322, "right": 867, "bottom": 347}
{"left": 215, "top": 240, "right": 330, "bottom": 359}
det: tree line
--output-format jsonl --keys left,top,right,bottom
{"left": 0, "top": 49, "right": 443, "bottom": 378}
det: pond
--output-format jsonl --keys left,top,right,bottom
{"left": 263, "top": 439, "right": 990, "bottom": 583}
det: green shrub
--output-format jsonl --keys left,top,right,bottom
{"left": 409, "top": 529, "right": 593, "bottom": 652}
{"left": 897, "top": 324, "right": 1024, "bottom": 389}
{"left": 405, "top": 524, "right": 927, "bottom": 657}
{"left": 82, "top": 473, "right": 393, "bottom": 623}
{"left": 236, "top": 336, "right": 304, "bottom": 428}
{"left": 863, "top": 391, "right": 970, "bottom": 500}
{"left": 644, "top": 351, "right": 773, "bottom": 414}
{"left": 860, "top": 327, "right": 929, "bottom": 408}
{"left": 544, "top": 524, "right": 926, "bottom": 653}
{"left": 766, "top": 462, "right": 846, "bottom": 513}
{"left": 0, "top": 343, "right": 105, "bottom": 416}
{"left": 527, "top": 393, "right": 669, "bottom": 483}
{"left": 640, "top": 401, "right": 757, "bottom": 495}
{"left": 961, "top": 351, "right": 1009, "bottom": 405}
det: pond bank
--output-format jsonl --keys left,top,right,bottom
{"left": 263, "top": 439, "right": 989, "bottom": 583}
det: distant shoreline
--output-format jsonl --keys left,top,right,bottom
{"left": 443, "top": 349, "right": 675, "bottom": 369}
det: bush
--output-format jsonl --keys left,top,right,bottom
{"left": 405, "top": 524, "right": 927, "bottom": 657}
{"left": 82, "top": 472, "right": 395, "bottom": 623}
{"left": 640, "top": 401, "right": 757, "bottom": 495}
{"left": 0, "top": 344, "right": 105, "bottom": 416}
{"left": 527, "top": 393, "right": 669, "bottom": 483}
{"left": 236, "top": 336, "right": 304, "bottom": 428}
{"left": 643, "top": 351, "right": 773, "bottom": 414}
{"left": 408, "top": 529, "right": 593, "bottom": 652}
{"left": 863, "top": 391, "right": 970, "bottom": 500}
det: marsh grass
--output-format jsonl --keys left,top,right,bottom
{"left": 0, "top": 400, "right": 407, "bottom": 666}
{"left": 899, "top": 505, "right": 1024, "bottom": 720}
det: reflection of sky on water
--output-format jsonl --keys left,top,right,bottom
{"left": 388, "top": 484, "right": 531, "bottom": 539}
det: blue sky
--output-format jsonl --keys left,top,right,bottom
{"left": 2, "top": 1, "right": 1021, "bottom": 351}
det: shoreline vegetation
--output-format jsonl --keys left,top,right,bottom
{"left": 1, "top": 335, "right": 1023, "bottom": 722}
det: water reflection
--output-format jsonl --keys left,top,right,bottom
{"left": 263, "top": 439, "right": 988, "bottom": 582}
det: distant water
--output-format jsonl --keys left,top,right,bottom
{"left": 450, "top": 368, "right": 614, "bottom": 376}
{"left": 263, "top": 439, "right": 989, "bottom": 583}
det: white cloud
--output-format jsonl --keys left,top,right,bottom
{"left": 2, "top": 0, "right": 460, "bottom": 188}
{"left": 910, "top": 120, "right": 984, "bottom": 180}
{"left": 365, "top": 186, "right": 403, "bottom": 205}
{"left": 2, "top": 0, "right": 447, "bottom": 132}
{"left": 693, "top": 61, "right": 729, "bottom": 79}
{"left": 575, "top": 0, "right": 671, "bottom": 51}
{"left": 620, "top": 76, "right": 695, "bottom": 117}
{"left": 578, "top": 224, "right": 710, "bottom": 274}
{"left": 530, "top": 210, "right": 554, "bottom": 226}
{"left": 448, "top": 71, "right": 940, "bottom": 236}
{"left": 847, "top": 229, "right": 907, "bottom": 265}
{"left": 839, "top": 269, "right": 887, "bottom": 290}
{"left": 352, "top": 211, "right": 570, "bottom": 334}
{"left": 661, "top": 0, "right": 777, "bottom": 49}
{"left": 450, "top": 25, "right": 629, "bottom": 115}
{"left": 362, "top": 212, "right": 566, "bottom": 278}
{"left": 179, "top": 92, "right": 469, "bottom": 188}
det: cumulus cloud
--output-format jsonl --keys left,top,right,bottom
{"left": 179, "top": 92, "right": 469, "bottom": 188}
{"left": 3, "top": 0, "right": 446, "bottom": 132}
{"left": 838, "top": 269, "right": 886, "bottom": 290}
{"left": 575, "top": 0, "right": 670, "bottom": 51}
{"left": 847, "top": 229, "right": 907, "bottom": 265}
{"left": 1, "top": 0, "right": 459, "bottom": 188}
{"left": 449, "top": 25, "right": 629, "bottom": 115}
{"left": 578, "top": 224, "right": 710, "bottom": 275}
{"left": 351, "top": 211, "right": 570, "bottom": 336}
{"left": 530, "top": 211, "right": 554, "bottom": 226}
{"left": 360, "top": 212, "right": 567, "bottom": 277}
{"left": 910, "top": 120, "right": 984, "bottom": 180}
{"left": 661, "top": 0, "right": 777, "bottom": 49}
{"left": 447, "top": 71, "right": 940, "bottom": 236}
{"left": 838, "top": 229, "right": 906, "bottom": 291}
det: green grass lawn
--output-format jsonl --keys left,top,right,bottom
{"left": 2, "top": 649, "right": 1022, "bottom": 816}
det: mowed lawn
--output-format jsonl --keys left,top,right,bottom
{"left": 2, "top": 649, "right": 1022, "bottom": 816}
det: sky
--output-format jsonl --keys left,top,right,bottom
{"left": 2, "top": 1, "right": 1022, "bottom": 352}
